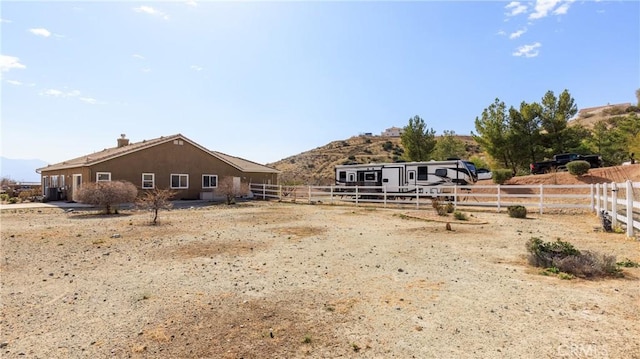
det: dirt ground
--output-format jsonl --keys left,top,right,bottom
{"left": 1, "top": 201, "right": 639, "bottom": 358}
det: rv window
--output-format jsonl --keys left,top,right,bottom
{"left": 417, "top": 166, "right": 428, "bottom": 180}
{"left": 435, "top": 168, "right": 448, "bottom": 177}
{"left": 408, "top": 172, "right": 414, "bottom": 180}
{"left": 339, "top": 171, "right": 346, "bottom": 181}
{"left": 364, "top": 172, "right": 376, "bottom": 181}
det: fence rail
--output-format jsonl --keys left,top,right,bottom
{"left": 250, "top": 181, "right": 640, "bottom": 237}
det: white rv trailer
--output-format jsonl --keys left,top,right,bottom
{"left": 335, "top": 159, "right": 477, "bottom": 195}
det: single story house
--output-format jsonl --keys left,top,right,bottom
{"left": 36, "top": 134, "right": 280, "bottom": 201}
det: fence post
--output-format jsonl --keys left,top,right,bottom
{"left": 308, "top": 186, "right": 311, "bottom": 204}
{"left": 603, "top": 183, "right": 608, "bottom": 215}
{"left": 263, "top": 184, "right": 266, "bottom": 200}
{"left": 383, "top": 186, "right": 387, "bottom": 208}
{"left": 416, "top": 188, "right": 420, "bottom": 209}
{"left": 497, "top": 184, "right": 501, "bottom": 212}
{"left": 355, "top": 186, "right": 359, "bottom": 207}
{"left": 611, "top": 182, "right": 618, "bottom": 228}
{"left": 590, "top": 184, "right": 594, "bottom": 212}
{"left": 454, "top": 186, "right": 458, "bottom": 209}
{"left": 330, "top": 185, "right": 334, "bottom": 204}
{"left": 626, "top": 180, "right": 634, "bottom": 237}
{"left": 596, "top": 184, "right": 600, "bottom": 213}
{"left": 539, "top": 184, "right": 544, "bottom": 215}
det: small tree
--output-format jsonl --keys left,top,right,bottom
{"left": 136, "top": 188, "right": 176, "bottom": 224}
{"left": 216, "top": 177, "right": 250, "bottom": 205}
{"left": 76, "top": 180, "right": 138, "bottom": 214}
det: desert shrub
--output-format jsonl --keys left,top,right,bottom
{"left": 215, "top": 176, "right": 250, "bottom": 205}
{"left": 492, "top": 169, "right": 513, "bottom": 184}
{"left": 382, "top": 141, "right": 393, "bottom": 151}
{"left": 617, "top": 259, "right": 640, "bottom": 268}
{"left": 364, "top": 138, "right": 372, "bottom": 144}
{"left": 136, "top": 188, "right": 176, "bottom": 224}
{"left": 453, "top": 211, "right": 467, "bottom": 220}
{"left": 445, "top": 202, "right": 455, "bottom": 213}
{"left": 8, "top": 197, "right": 18, "bottom": 204}
{"left": 526, "top": 238, "right": 621, "bottom": 278}
{"left": 76, "top": 180, "right": 138, "bottom": 214}
{"left": 431, "top": 198, "right": 447, "bottom": 216}
{"left": 566, "top": 160, "right": 590, "bottom": 176}
{"left": 0, "top": 193, "right": 9, "bottom": 202}
{"left": 507, "top": 205, "right": 527, "bottom": 218}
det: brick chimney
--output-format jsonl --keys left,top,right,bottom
{"left": 117, "top": 134, "right": 129, "bottom": 148}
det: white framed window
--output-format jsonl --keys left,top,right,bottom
{"left": 202, "top": 174, "right": 217, "bottom": 188}
{"left": 51, "top": 175, "right": 59, "bottom": 187}
{"left": 96, "top": 172, "right": 111, "bottom": 182}
{"left": 170, "top": 174, "right": 189, "bottom": 189}
{"left": 142, "top": 173, "right": 155, "bottom": 189}
{"left": 60, "top": 175, "right": 65, "bottom": 188}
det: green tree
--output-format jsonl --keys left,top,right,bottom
{"left": 540, "top": 89, "right": 578, "bottom": 155}
{"left": 401, "top": 115, "right": 436, "bottom": 161}
{"left": 472, "top": 98, "right": 513, "bottom": 170}
{"left": 432, "top": 130, "right": 467, "bottom": 160}
{"left": 508, "top": 101, "right": 543, "bottom": 170}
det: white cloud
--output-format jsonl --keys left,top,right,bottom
{"left": 190, "top": 65, "right": 203, "bottom": 71}
{"left": 0, "top": 18, "right": 12, "bottom": 23}
{"left": 40, "top": 88, "right": 80, "bottom": 98}
{"left": 513, "top": 42, "right": 542, "bottom": 57}
{"left": 79, "top": 97, "right": 105, "bottom": 105}
{"left": 553, "top": 2, "right": 571, "bottom": 16}
{"left": 132, "top": 54, "right": 145, "bottom": 60}
{"left": 509, "top": 28, "right": 527, "bottom": 39}
{"left": 40, "top": 88, "right": 105, "bottom": 104}
{"left": 133, "top": 6, "right": 169, "bottom": 20}
{"left": 185, "top": 0, "right": 198, "bottom": 7}
{"left": 6, "top": 79, "right": 23, "bottom": 85}
{"left": 497, "top": 30, "right": 507, "bottom": 36}
{"left": 529, "top": 0, "right": 573, "bottom": 20}
{"left": 29, "top": 28, "right": 51, "bottom": 37}
{"left": 0, "top": 55, "right": 26, "bottom": 72}
{"left": 505, "top": 2, "right": 527, "bottom": 16}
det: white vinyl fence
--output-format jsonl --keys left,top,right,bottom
{"left": 250, "top": 181, "right": 640, "bottom": 237}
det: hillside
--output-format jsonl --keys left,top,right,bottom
{"left": 267, "top": 135, "right": 479, "bottom": 185}
{"left": 568, "top": 102, "right": 637, "bottom": 129}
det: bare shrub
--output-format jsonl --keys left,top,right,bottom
{"left": 526, "top": 238, "right": 621, "bottom": 278}
{"left": 136, "top": 188, "right": 176, "bottom": 224}
{"left": 76, "top": 181, "right": 138, "bottom": 214}
{"left": 216, "top": 177, "right": 250, "bottom": 205}
{"left": 553, "top": 251, "right": 619, "bottom": 278}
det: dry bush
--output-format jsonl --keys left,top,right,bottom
{"left": 136, "top": 188, "right": 176, "bottom": 224}
{"left": 526, "top": 238, "right": 621, "bottom": 278}
{"left": 215, "top": 177, "right": 250, "bottom": 205}
{"left": 76, "top": 180, "right": 138, "bottom": 214}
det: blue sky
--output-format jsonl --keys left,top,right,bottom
{"left": 1, "top": 0, "right": 639, "bottom": 166}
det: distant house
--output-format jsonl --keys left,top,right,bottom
{"left": 36, "top": 134, "right": 279, "bottom": 201}
{"left": 381, "top": 127, "right": 404, "bottom": 137}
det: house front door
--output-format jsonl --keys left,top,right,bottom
{"left": 72, "top": 174, "right": 82, "bottom": 202}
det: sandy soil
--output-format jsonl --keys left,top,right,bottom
{"left": 1, "top": 201, "right": 639, "bottom": 358}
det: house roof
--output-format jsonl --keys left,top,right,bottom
{"left": 37, "top": 134, "right": 279, "bottom": 174}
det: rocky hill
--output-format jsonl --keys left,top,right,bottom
{"left": 267, "top": 135, "right": 479, "bottom": 185}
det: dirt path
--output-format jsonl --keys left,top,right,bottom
{"left": 1, "top": 202, "right": 639, "bottom": 358}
